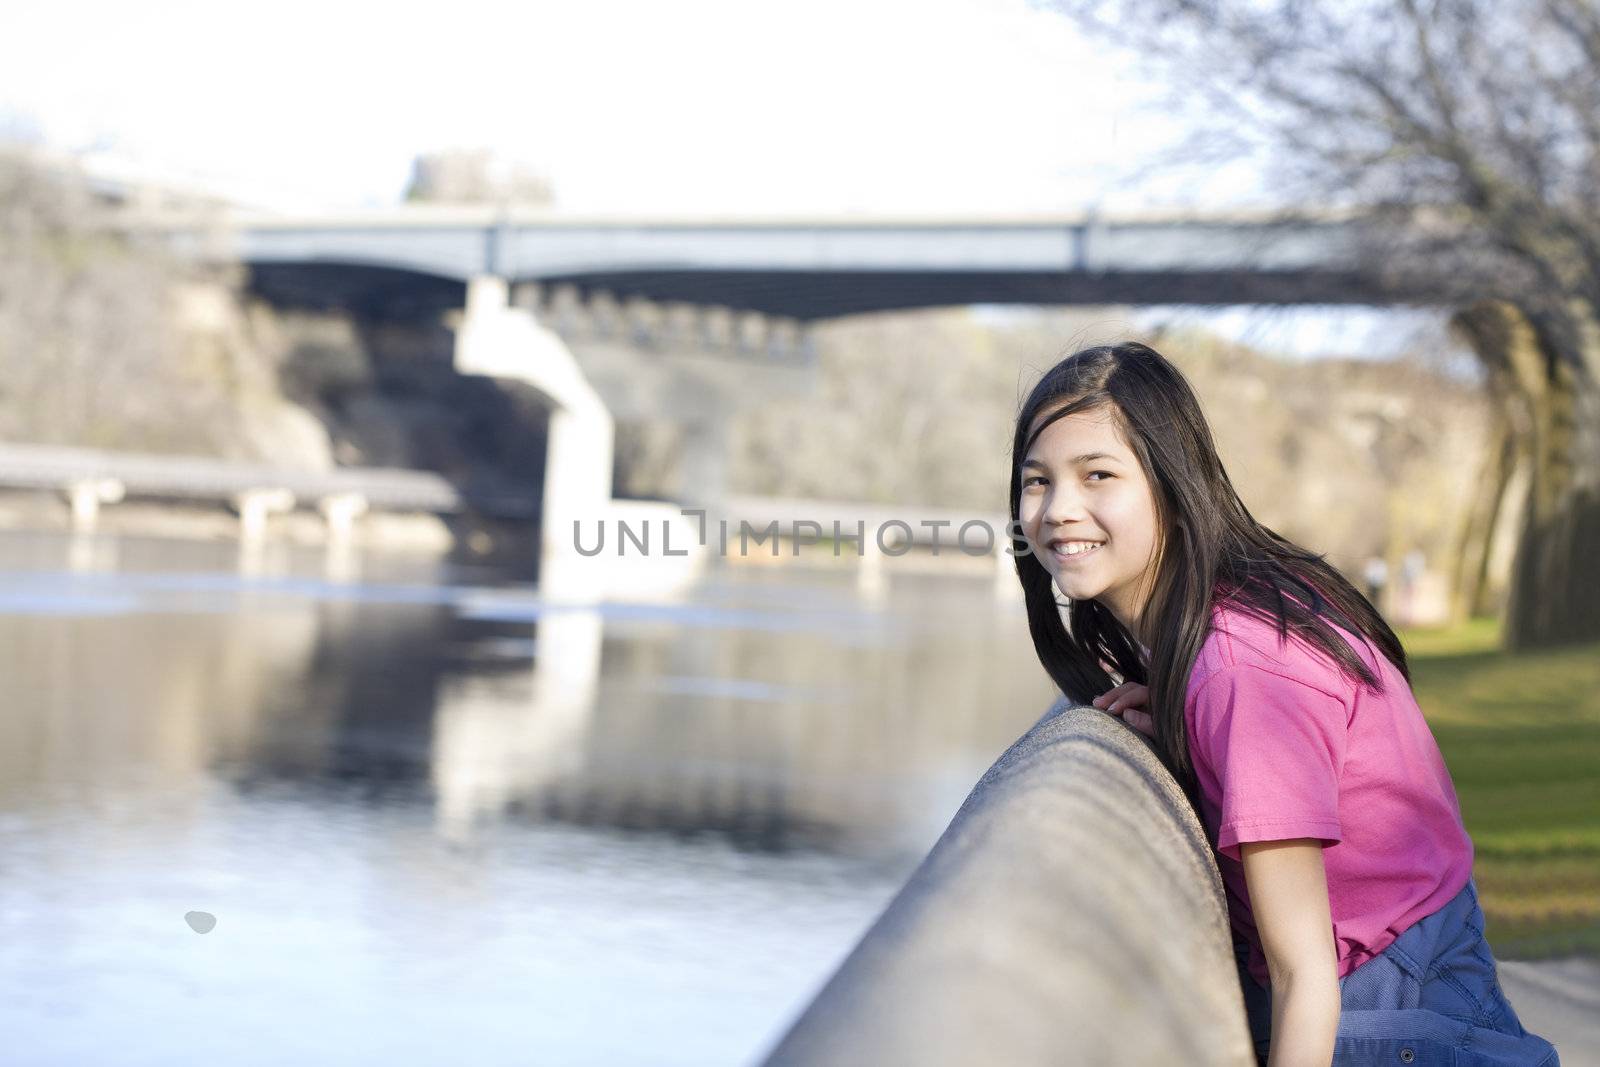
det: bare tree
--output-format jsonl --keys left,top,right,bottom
{"left": 1051, "top": 0, "right": 1600, "bottom": 648}
{"left": 0, "top": 146, "right": 329, "bottom": 465}
{"left": 0, "top": 148, "right": 207, "bottom": 451}
{"left": 404, "top": 149, "right": 555, "bottom": 208}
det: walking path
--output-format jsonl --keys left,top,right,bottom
{"left": 1499, "top": 957, "right": 1600, "bottom": 1066}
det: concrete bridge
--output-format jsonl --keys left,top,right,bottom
{"left": 155, "top": 205, "right": 1457, "bottom": 598}
{"left": 222, "top": 206, "right": 1446, "bottom": 331}
{"left": 0, "top": 442, "right": 513, "bottom": 539}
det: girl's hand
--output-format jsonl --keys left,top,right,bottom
{"left": 1092, "top": 683, "right": 1156, "bottom": 740}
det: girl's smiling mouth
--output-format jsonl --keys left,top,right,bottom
{"left": 1050, "top": 539, "right": 1106, "bottom": 561}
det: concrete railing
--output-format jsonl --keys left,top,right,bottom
{"left": 757, "top": 703, "right": 1255, "bottom": 1067}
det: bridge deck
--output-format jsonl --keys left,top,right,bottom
{"left": 0, "top": 443, "right": 470, "bottom": 514}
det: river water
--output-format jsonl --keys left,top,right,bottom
{"left": 0, "top": 530, "right": 1054, "bottom": 1066}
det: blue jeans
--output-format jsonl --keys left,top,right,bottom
{"left": 1236, "top": 877, "right": 1560, "bottom": 1065}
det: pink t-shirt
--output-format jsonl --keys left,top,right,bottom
{"left": 1184, "top": 599, "right": 1475, "bottom": 987}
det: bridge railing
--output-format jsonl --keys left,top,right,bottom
{"left": 756, "top": 703, "right": 1255, "bottom": 1067}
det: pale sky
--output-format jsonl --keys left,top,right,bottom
{"left": 1, "top": 0, "right": 1453, "bottom": 359}
{"left": 1, "top": 0, "right": 1239, "bottom": 214}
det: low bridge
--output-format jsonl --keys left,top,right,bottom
{"left": 0, "top": 442, "right": 536, "bottom": 537}
{"left": 218, "top": 207, "right": 1449, "bottom": 330}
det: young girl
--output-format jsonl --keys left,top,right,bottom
{"left": 1009, "top": 341, "right": 1560, "bottom": 1066}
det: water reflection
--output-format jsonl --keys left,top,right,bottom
{"left": 0, "top": 531, "right": 1055, "bottom": 1065}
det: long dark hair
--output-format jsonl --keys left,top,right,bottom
{"left": 1007, "top": 341, "right": 1409, "bottom": 802}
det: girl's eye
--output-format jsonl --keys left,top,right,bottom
{"left": 1087, "top": 471, "right": 1114, "bottom": 482}
{"left": 1021, "top": 475, "right": 1046, "bottom": 488}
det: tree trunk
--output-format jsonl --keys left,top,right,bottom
{"left": 1454, "top": 300, "right": 1600, "bottom": 649}
{"left": 1504, "top": 371, "right": 1600, "bottom": 649}
{"left": 1446, "top": 416, "right": 1517, "bottom": 622}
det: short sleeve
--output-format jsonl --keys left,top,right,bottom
{"left": 1189, "top": 665, "right": 1348, "bottom": 862}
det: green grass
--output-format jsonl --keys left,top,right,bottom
{"left": 1398, "top": 616, "right": 1600, "bottom": 961}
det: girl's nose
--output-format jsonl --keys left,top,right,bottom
{"left": 1041, "top": 485, "right": 1086, "bottom": 527}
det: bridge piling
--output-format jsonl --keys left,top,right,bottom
{"left": 993, "top": 535, "right": 1018, "bottom": 602}
{"left": 65, "top": 478, "right": 125, "bottom": 533}
{"left": 318, "top": 492, "right": 369, "bottom": 543}
{"left": 232, "top": 488, "right": 295, "bottom": 541}
{"left": 454, "top": 274, "right": 617, "bottom": 602}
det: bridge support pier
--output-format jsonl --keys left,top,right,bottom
{"left": 319, "top": 492, "right": 369, "bottom": 543}
{"left": 233, "top": 488, "right": 294, "bottom": 541}
{"left": 454, "top": 275, "right": 617, "bottom": 602}
{"left": 994, "top": 537, "right": 1019, "bottom": 602}
{"left": 857, "top": 541, "right": 886, "bottom": 603}
{"left": 856, "top": 527, "right": 901, "bottom": 604}
{"left": 65, "top": 479, "right": 125, "bottom": 533}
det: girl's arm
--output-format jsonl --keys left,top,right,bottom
{"left": 1239, "top": 840, "right": 1341, "bottom": 1067}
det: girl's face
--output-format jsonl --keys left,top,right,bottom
{"left": 1019, "top": 405, "right": 1163, "bottom": 641}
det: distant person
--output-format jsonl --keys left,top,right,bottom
{"left": 1400, "top": 549, "right": 1427, "bottom": 624}
{"left": 1005, "top": 342, "right": 1558, "bottom": 1066}
{"left": 1363, "top": 555, "right": 1388, "bottom": 609}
